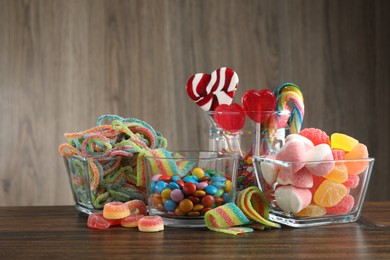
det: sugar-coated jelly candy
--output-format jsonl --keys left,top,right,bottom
{"left": 326, "top": 194, "right": 354, "bottom": 214}
{"left": 87, "top": 213, "right": 119, "bottom": 230}
{"left": 294, "top": 204, "right": 326, "bottom": 217}
{"left": 330, "top": 133, "right": 359, "bottom": 152}
{"left": 344, "top": 143, "right": 369, "bottom": 175}
{"left": 314, "top": 180, "right": 348, "bottom": 207}
{"left": 343, "top": 174, "right": 360, "bottom": 189}
{"left": 324, "top": 162, "right": 348, "bottom": 183}
{"left": 299, "top": 128, "right": 330, "bottom": 146}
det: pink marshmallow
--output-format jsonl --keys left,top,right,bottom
{"left": 305, "top": 144, "right": 335, "bottom": 176}
{"left": 285, "top": 134, "right": 315, "bottom": 151}
{"left": 274, "top": 186, "right": 312, "bottom": 213}
{"left": 277, "top": 167, "right": 313, "bottom": 188}
{"left": 275, "top": 139, "right": 306, "bottom": 173}
{"left": 260, "top": 156, "right": 279, "bottom": 185}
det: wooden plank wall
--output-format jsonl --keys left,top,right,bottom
{"left": 0, "top": 0, "right": 389, "bottom": 205}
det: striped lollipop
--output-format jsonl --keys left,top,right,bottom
{"left": 186, "top": 67, "right": 239, "bottom": 111}
{"left": 273, "top": 82, "right": 305, "bottom": 134}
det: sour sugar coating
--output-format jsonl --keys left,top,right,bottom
{"left": 344, "top": 143, "right": 369, "bottom": 175}
{"left": 330, "top": 133, "right": 359, "bottom": 152}
{"left": 126, "top": 200, "right": 147, "bottom": 215}
{"left": 138, "top": 216, "right": 164, "bottom": 232}
{"left": 103, "top": 202, "right": 131, "bottom": 220}
{"left": 305, "top": 144, "right": 335, "bottom": 176}
{"left": 314, "top": 180, "right": 348, "bottom": 208}
{"left": 299, "top": 128, "right": 330, "bottom": 146}
{"left": 87, "top": 213, "right": 121, "bottom": 230}
{"left": 275, "top": 139, "right": 306, "bottom": 173}
{"left": 121, "top": 214, "right": 145, "bottom": 228}
{"left": 326, "top": 194, "right": 354, "bottom": 214}
{"left": 274, "top": 186, "right": 312, "bottom": 213}
{"left": 186, "top": 67, "right": 239, "bottom": 111}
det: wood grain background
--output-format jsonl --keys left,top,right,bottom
{"left": 0, "top": 0, "right": 389, "bottom": 206}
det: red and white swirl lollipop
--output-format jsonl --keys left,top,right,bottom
{"left": 186, "top": 67, "right": 239, "bottom": 111}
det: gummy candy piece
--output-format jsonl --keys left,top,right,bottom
{"left": 309, "top": 175, "right": 325, "bottom": 200}
{"left": 305, "top": 144, "right": 335, "bottom": 176}
{"left": 330, "top": 133, "right": 359, "bottom": 152}
{"left": 326, "top": 194, "right": 354, "bottom": 214}
{"left": 314, "top": 179, "right": 348, "bottom": 207}
{"left": 87, "top": 213, "right": 120, "bottom": 229}
{"left": 275, "top": 139, "right": 306, "bottom": 173}
{"left": 285, "top": 134, "right": 314, "bottom": 150}
{"left": 277, "top": 167, "right": 313, "bottom": 188}
{"left": 294, "top": 204, "right": 326, "bottom": 217}
{"left": 274, "top": 186, "right": 312, "bottom": 213}
{"left": 103, "top": 201, "right": 131, "bottom": 219}
{"left": 343, "top": 174, "right": 360, "bottom": 189}
{"left": 332, "top": 149, "right": 346, "bottom": 160}
{"left": 299, "top": 128, "right": 330, "bottom": 146}
{"left": 324, "top": 162, "right": 348, "bottom": 183}
{"left": 344, "top": 143, "right": 369, "bottom": 175}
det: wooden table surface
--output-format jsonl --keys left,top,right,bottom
{"left": 1, "top": 202, "right": 389, "bottom": 259}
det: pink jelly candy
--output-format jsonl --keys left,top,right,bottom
{"left": 326, "top": 194, "right": 354, "bottom": 214}
{"left": 299, "top": 128, "right": 330, "bottom": 146}
{"left": 343, "top": 174, "right": 360, "bottom": 189}
{"left": 87, "top": 213, "right": 121, "bottom": 230}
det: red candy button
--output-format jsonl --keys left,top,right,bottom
{"left": 183, "top": 182, "right": 197, "bottom": 195}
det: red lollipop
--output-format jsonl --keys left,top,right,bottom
{"left": 242, "top": 89, "right": 276, "bottom": 123}
{"left": 213, "top": 103, "right": 245, "bottom": 133}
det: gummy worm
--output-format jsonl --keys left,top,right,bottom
{"left": 204, "top": 203, "right": 254, "bottom": 235}
{"left": 111, "top": 120, "right": 137, "bottom": 139}
{"left": 81, "top": 134, "right": 112, "bottom": 157}
{"left": 59, "top": 143, "right": 82, "bottom": 157}
{"left": 64, "top": 125, "right": 112, "bottom": 139}
{"left": 236, "top": 186, "right": 280, "bottom": 228}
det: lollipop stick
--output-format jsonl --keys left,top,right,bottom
{"left": 254, "top": 122, "right": 261, "bottom": 156}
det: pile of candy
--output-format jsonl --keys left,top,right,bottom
{"left": 87, "top": 200, "right": 164, "bottom": 232}
{"left": 149, "top": 167, "right": 234, "bottom": 217}
{"left": 259, "top": 128, "right": 370, "bottom": 217}
{"left": 59, "top": 114, "right": 168, "bottom": 209}
{"left": 186, "top": 67, "right": 305, "bottom": 190}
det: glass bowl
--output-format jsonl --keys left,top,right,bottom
{"left": 63, "top": 154, "right": 145, "bottom": 214}
{"left": 144, "top": 150, "right": 238, "bottom": 227}
{"left": 253, "top": 156, "right": 375, "bottom": 227}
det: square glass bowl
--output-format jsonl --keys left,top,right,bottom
{"left": 144, "top": 151, "right": 238, "bottom": 227}
{"left": 63, "top": 154, "right": 145, "bottom": 214}
{"left": 253, "top": 156, "right": 375, "bottom": 227}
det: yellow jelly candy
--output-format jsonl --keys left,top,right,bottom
{"left": 294, "top": 204, "right": 327, "bottom": 217}
{"left": 330, "top": 133, "right": 359, "bottom": 152}
{"left": 314, "top": 179, "right": 348, "bottom": 207}
{"left": 324, "top": 162, "right": 348, "bottom": 183}
{"left": 345, "top": 143, "right": 369, "bottom": 175}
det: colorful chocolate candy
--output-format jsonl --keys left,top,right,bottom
{"left": 149, "top": 167, "right": 234, "bottom": 217}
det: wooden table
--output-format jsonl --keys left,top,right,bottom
{"left": 1, "top": 202, "right": 389, "bottom": 259}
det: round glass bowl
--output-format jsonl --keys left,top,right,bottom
{"left": 253, "top": 156, "right": 375, "bottom": 227}
{"left": 144, "top": 151, "right": 238, "bottom": 227}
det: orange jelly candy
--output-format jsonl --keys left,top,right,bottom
{"left": 324, "top": 162, "right": 348, "bottom": 183}
{"left": 294, "top": 204, "right": 326, "bottom": 217}
{"left": 344, "top": 143, "right": 369, "bottom": 175}
{"left": 314, "top": 179, "right": 348, "bottom": 207}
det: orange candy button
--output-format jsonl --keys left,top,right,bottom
{"left": 314, "top": 179, "right": 348, "bottom": 207}
{"left": 344, "top": 143, "right": 369, "bottom": 175}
